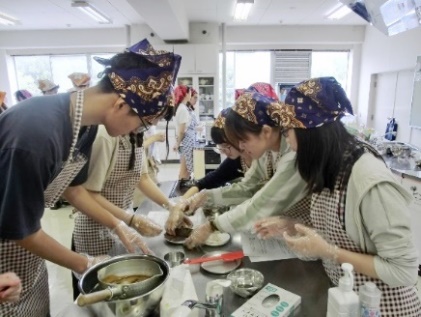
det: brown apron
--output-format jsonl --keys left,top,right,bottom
{"left": 311, "top": 172, "right": 421, "bottom": 316}
{"left": 0, "top": 91, "right": 87, "bottom": 317}
{"left": 73, "top": 136, "right": 144, "bottom": 256}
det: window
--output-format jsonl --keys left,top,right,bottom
{"left": 13, "top": 53, "right": 114, "bottom": 100}
{"left": 219, "top": 50, "right": 351, "bottom": 108}
{"left": 219, "top": 51, "right": 271, "bottom": 110}
{"left": 311, "top": 51, "right": 350, "bottom": 93}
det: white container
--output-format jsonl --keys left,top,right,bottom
{"left": 359, "top": 282, "right": 381, "bottom": 317}
{"left": 327, "top": 263, "right": 359, "bottom": 317}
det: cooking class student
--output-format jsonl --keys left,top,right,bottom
{"left": 166, "top": 82, "right": 279, "bottom": 233}
{"left": 0, "top": 38, "right": 181, "bottom": 317}
{"left": 173, "top": 84, "right": 311, "bottom": 249}
{"left": 71, "top": 42, "right": 182, "bottom": 298}
{"left": 254, "top": 77, "right": 421, "bottom": 316}
{"left": 173, "top": 85, "right": 201, "bottom": 188}
{"left": 180, "top": 82, "right": 278, "bottom": 200}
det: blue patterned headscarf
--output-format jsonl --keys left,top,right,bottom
{"left": 232, "top": 90, "right": 304, "bottom": 129}
{"left": 284, "top": 77, "right": 353, "bottom": 128}
{"left": 213, "top": 108, "right": 231, "bottom": 129}
{"left": 95, "top": 38, "right": 181, "bottom": 121}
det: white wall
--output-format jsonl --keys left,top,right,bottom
{"left": 358, "top": 25, "right": 421, "bottom": 147}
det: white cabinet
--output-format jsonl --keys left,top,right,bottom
{"left": 400, "top": 176, "right": 421, "bottom": 263}
{"left": 174, "top": 44, "right": 218, "bottom": 74}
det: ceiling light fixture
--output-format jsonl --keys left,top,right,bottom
{"left": 71, "top": 1, "right": 112, "bottom": 24}
{"left": 234, "top": 0, "right": 254, "bottom": 21}
{"left": 0, "top": 12, "right": 19, "bottom": 26}
{"left": 326, "top": 4, "right": 352, "bottom": 20}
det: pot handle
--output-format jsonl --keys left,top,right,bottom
{"left": 77, "top": 288, "right": 114, "bottom": 307}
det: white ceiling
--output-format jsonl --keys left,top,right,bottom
{"left": 0, "top": 0, "right": 367, "bottom": 39}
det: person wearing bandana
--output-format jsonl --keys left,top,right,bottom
{"left": 71, "top": 45, "right": 181, "bottom": 298}
{"left": 170, "top": 84, "right": 310, "bottom": 248}
{"left": 174, "top": 85, "right": 199, "bottom": 188}
{"left": 254, "top": 77, "right": 421, "bottom": 316}
{"left": 0, "top": 38, "right": 181, "bottom": 317}
{"left": 178, "top": 82, "right": 279, "bottom": 202}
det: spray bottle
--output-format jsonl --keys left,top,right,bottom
{"left": 327, "top": 263, "right": 359, "bottom": 317}
{"left": 359, "top": 282, "right": 381, "bottom": 317}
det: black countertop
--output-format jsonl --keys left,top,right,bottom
{"left": 131, "top": 181, "right": 331, "bottom": 316}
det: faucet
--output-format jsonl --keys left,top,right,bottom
{"left": 171, "top": 279, "right": 231, "bottom": 317}
{"left": 181, "top": 299, "right": 222, "bottom": 317}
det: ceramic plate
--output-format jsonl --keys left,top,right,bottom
{"left": 200, "top": 251, "right": 242, "bottom": 274}
{"left": 204, "top": 232, "right": 231, "bottom": 247}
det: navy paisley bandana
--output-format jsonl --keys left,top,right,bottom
{"left": 284, "top": 77, "right": 353, "bottom": 129}
{"left": 95, "top": 38, "right": 181, "bottom": 121}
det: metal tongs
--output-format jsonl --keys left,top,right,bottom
{"left": 183, "top": 250, "right": 244, "bottom": 265}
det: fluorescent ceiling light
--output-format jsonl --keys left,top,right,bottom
{"left": 327, "top": 4, "right": 352, "bottom": 20}
{"left": 234, "top": 0, "right": 254, "bottom": 21}
{"left": 0, "top": 12, "right": 19, "bottom": 26}
{"left": 72, "top": 1, "right": 112, "bottom": 24}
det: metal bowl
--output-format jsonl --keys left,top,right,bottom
{"left": 227, "top": 268, "right": 264, "bottom": 298}
{"left": 79, "top": 254, "right": 170, "bottom": 316}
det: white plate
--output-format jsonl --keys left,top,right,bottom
{"left": 200, "top": 251, "right": 242, "bottom": 274}
{"left": 204, "top": 232, "right": 231, "bottom": 247}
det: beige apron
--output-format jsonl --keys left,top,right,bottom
{"left": 311, "top": 170, "right": 421, "bottom": 316}
{"left": 73, "top": 136, "right": 144, "bottom": 256}
{"left": 0, "top": 91, "right": 86, "bottom": 317}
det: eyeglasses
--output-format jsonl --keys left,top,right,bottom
{"left": 216, "top": 144, "right": 232, "bottom": 154}
{"left": 138, "top": 116, "right": 151, "bottom": 133}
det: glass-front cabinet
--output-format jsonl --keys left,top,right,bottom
{"left": 176, "top": 75, "right": 216, "bottom": 121}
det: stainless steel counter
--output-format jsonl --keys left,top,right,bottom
{"left": 130, "top": 182, "right": 331, "bottom": 316}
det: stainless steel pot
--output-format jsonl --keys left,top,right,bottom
{"left": 78, "top": 254, "right": 170, "bottom": 317}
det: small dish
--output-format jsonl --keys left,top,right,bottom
{"left": 204, "top": 232, "right": 230, "bottom": 247}
{"left": 227, "top": 268, "right": 264, "bottom": 298}
{"left": 200, "top": 251, "right": 242, "bottom": 274}
{"left": 163, "top": 227, "right": 193, "bottom": 245}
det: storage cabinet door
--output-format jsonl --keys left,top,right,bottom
{"left": 401, "top": 176, "right": 421, "bottom": 262}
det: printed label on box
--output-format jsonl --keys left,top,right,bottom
{"left": 230, "top": 283, "right": 301, "bottom": 317}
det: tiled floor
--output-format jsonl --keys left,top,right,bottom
{"left": 42, "top": 164, "right": 421, "bottom": 316}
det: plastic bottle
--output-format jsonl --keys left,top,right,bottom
{"left": 359, "top": 282, "right": 381, "bottom": 317}
{"left": 326, "top": 263, "right": 360, "bottom": 317}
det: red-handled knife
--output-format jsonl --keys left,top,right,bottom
{"left": 183, "top": 251, "right": 244, "bottom": 265}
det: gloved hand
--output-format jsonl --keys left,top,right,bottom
{"left": 111, "top": 221, "right": 153, "bottom": 254}
{"left": 73, "top": 254, "right": 111, "bottom": 280}
{"left": 129, "top": 214, "right": 162, "bottom": 237}
{"left": 283, "top": 224, "right": 338, "bottom": 262}
{"left": 0, "top": 272, "right": 22, "bottom": 303}
{"left": 184, "top": 190, "right": 208, "bottom": 216}
{"left": 253, "top": 216, "right": 299, "bottom": 239}
{"left": 165, "top": 203, "right": 189, "bottom": 235}
{"left": 184, "top": 222, "right": 213, "bottom": 249}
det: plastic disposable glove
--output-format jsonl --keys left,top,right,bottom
{"left": 130, "top": 214, "right": 162, "bottom": 237}
{"left": 253, "top": 216, "right": 300, "bottom": 239}
{"left": 184, "top": 190, "right": 208, "bottom": 216}
{"left": 73, "top": 254, "right": 111, "bottom": 280}
{"left": 283, "top": 224, "right": 338, "bottom": 262}
{"left": 111, "top": 221, "right": 153, "bottom": 254}
{"left": 184, "top": 222, "right": 213, "bottom": 249}
{"left": 0, "top": 272, "right": 22, "bottom": 303}
{"left": 164, "top": 201, "right": 189, "bottom": 235}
